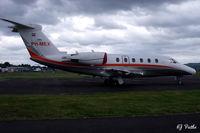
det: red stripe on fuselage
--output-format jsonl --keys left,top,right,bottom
{"left": 27, "top": 48, "right": 176, "bottom": 69}
{"left": 97, "top": 63, "right": 175, "bottom": 69}
{"left": 27, "top": 48, "right": 88, "bottom": 66}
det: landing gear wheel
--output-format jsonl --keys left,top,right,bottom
{"left": 176, "top": 76, "right": 183, "bottom": 85}
{"left": 177, "top": 80, "right": 183, "bottom": 85}
{"left": 104, "top": 79, "right": 113, "bottom": 85}
{"left": 112, "top": 80, "right": 119, "bottom": 86}
{"left": 104, "top": 79, "right": 120, "bottom": 86}
{"left": 104, "top": 79, "right": 109, "bottom": 85}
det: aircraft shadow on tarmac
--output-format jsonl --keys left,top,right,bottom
{"left": 0, "top": 76, "right": 199, "bottom": 94}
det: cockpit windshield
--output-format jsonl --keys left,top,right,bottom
{"left": 169, "top": 58, "right": 178, "bottom": 64}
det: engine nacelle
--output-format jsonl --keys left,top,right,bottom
{"left": 69, "top": 52, "right": 107, "bottom": 65}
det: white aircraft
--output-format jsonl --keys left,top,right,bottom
{"left": 0, "top": 18, "right": 196, "bottom": 85}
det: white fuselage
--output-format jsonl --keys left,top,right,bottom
{"left": 31, "top": 52, "right": 196, "bottom": 78}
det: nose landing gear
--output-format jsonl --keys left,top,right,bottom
{"left": 175, "top": 76, "right": 183, "bottom": 85}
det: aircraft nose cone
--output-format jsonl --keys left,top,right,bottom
{"left": 190, "top": 68, "right": 196, "bottom": 75}
{"left": 186, "top": 66, "right": 196, "bottom": 75}
{"left": 181, "top": 65, "right": 196, "bottom": 75}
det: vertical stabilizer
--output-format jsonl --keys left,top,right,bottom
{"left": 0, "top": 18, "right": 61, "bottom": 58}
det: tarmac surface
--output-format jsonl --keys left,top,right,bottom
{"left": 0, "top": 76, "right": 199, "bottom": 94}
{"left": 0, "top": 113, "right": 199, "bottom": 133}
{"left": 0, "top": 76, "right": 199, "bottom": 133}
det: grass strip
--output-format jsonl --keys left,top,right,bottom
{"left": 0, "top": 90, "right": 199, "bottom": 120}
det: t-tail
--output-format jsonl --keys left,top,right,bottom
{"left": 0, "top": 18, "right": 107, "bottom": 67}
{"left": 0, "top": 18, "right": 61, "bottom": 59}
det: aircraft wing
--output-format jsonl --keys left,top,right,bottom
{"left": 100, "top": 68, "right": 144, "bottom": 77}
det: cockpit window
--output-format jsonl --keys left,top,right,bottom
{"left": 169, "top": 58, "right": 178, "bottom": 64}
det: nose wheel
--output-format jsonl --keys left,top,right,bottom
{"left": 175, "top": 76, "right": 183, "bottom": 85}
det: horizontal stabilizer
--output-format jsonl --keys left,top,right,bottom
{"left": 0, "top": 18, "right": 34, "bottom": 29}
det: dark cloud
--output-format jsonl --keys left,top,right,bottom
{"left": 0, "top": 0, "right": 189, "bottom": 26}
{"left": 0, "top": 0, "right": 27, "bottom": 18}
{"left": 11, "top": 0, "right": 37, "bottom": 5}
{"left": 171, "top": 26, "right": 200, "bottom": 38}
{"left": 0, "top": 0, "right": 199, "bottom": 64}
{"left": 137, "top": 13, "right": 200, "bottom": 28}
{"left": 58, "top": 0, "right": 188, "bottom": 14}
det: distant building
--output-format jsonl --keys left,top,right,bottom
{"left": 0, "top": 64, "right": 54, "bottom": 73}
{"left": 1, "top": 68, "right": 9, "bottom": 72}
{"left": 0, "top": 67, "right": 31, "bottom": 72}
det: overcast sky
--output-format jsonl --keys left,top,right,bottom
{"left": 0, "top": 0, "right": 200, "bottom": 65}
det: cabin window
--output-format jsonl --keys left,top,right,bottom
{"left": 155, "top": 58, "right": 159, "bottom": 63}
{"left": 116, "top": 58, "right": 120, "bottom": 62}
{"left": 140, "top": 58, "right": 143, "bottom": 63}
{"left": 124, "top": 58, "right": 128, "bottom": 62}
{"left": 132, "top": 58, "right": 135, "bottom": 62}
{"left": 147, "top": 58, "right": 151, "bottom": 63}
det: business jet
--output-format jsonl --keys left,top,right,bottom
{"left": 0, "top": 18, "right": 196, "bottom": 85}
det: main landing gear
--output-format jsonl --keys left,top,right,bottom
{"left": 104, "top": 77, "right": 124, "bottom": 86}
{"left": 175, "top": 76, "right": 183, "bottom": 85}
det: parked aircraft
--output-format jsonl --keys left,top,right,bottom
{"left": 0, "top": 18, "right": 196, "bottom": 85}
